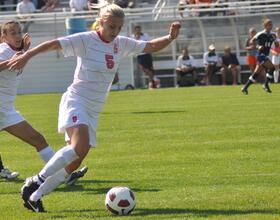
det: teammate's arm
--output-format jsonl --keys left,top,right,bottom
{"left": 8, "top": 39, "right": 61, "bottom": 70}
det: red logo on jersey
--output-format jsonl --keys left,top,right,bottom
{"left": 105, "top": 54, "right": 114, "bottom": 69}
{"left": 114, "top": 43, "right": 118, "bottom": 54}
{"left": 72, "top": 116, "right": 77, "bottom": 123}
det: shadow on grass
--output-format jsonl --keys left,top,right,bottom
{"left": 55, "top": 180, "right": 160, "bottom": 195}
{"left": 0, "top": 178, "right": 24, "bottom": 183}
{"left": 134, "top": 208, "right": 280, "bottom": 217}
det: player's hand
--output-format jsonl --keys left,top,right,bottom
{"left": 169, "top": 21, "right": 181, "bottom": 41}
{"left": 258, "top": 45, "right": 264, "bottom": 51}
{"left": 22, "top": 33, "right": 31, "bottom": 51}
{"left": 8, "top": 53, "right": 30, "bottom": 71}
{"left": 11, "top": 51, "right": 23, "bottom": 59}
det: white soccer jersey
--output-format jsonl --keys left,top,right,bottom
{"left": 58, "top": 31, "right": 146, "bottom": 116}
{"left": 176, "top": 55, "right": 195, "bottom": 68}
{"left": 0, "top": 43, "right": 24, "bottom": 130}
{"left": 0, "top": 43, "right": 22, "bottom": 110}
{"left": 203, "top": 52, "right": 220, "bottom": 66}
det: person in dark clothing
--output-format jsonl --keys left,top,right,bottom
{"left": 220, "top": 46, "right": 240, "bottom": 85}
{"left": 242, "top": 18, "right": 278, "bottom": 94}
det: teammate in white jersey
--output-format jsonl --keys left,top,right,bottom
{"left": 0, "top": 21, "right": 87, "bottom": 190}
{"left": 271, "top": 27, "right": 280, "bottom": 83}
{"left": 9, "top": 4, "right": 181, "bottom": 212}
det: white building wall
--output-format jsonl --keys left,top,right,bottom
{"left": 17, "top": 21, "right": 133, "bottom": 94}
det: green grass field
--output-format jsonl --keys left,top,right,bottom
{"left": 1, "top": 85, "right": 280, "bottom": 220}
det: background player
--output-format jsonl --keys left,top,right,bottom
{"left": 242, "top": 18, "right": 278, "bottom": 94}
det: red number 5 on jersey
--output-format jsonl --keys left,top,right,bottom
{"left": 105, "top": 54, "right": 114, "bottom": 69}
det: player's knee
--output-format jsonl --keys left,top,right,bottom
{"left": 72, "top": 143, "right": 90, "bottom": 159}
{"left": 269, "top": 66, "right": 275, "bottom": 74}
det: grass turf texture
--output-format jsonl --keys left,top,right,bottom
{"left": 0, "top": 85, "right": 280, "bottom": 220}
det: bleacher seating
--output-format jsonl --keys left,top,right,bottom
{"left": 0, "top": 0, "right": 279, "bottom": 92}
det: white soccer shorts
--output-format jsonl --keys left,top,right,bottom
{"left": 272, "top": 55, "right": 280, "bottom": 65}
{"left": 0, "top": 106, "right": 24, "bottom": 131}
{"left": 58, "top": 92, "right": 99, "bottom": 147}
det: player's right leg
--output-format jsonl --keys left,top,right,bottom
{"left": 242, "top": 64, "right": 264, "bottom": 95}
{"left": 21, "top": 124, "right": 91, "bottom": 212}
{"left": 263, "top": 60, "right": 275, "bottom": 93}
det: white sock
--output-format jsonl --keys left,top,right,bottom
{"left": 274, "top": 70, "right": 279, "bottom": 83}
{"left": 38, "top": 146, "right": 55, "bottom": 163}
{"left": 38, "top": 145, "right": 78, "bottom": 181}
{"left": 30, "top": 169, "right": 69, "bottom": 202}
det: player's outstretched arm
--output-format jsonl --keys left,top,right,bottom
{"left": 8, "top": 39, "right": 62, "bottom": 71}
{"left": 0, "top": 52, "right": 23, "bottom": 72}
{"left": 143, "top": 21, "right": 181, "bottom": 54}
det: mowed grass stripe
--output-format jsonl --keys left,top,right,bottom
{"left": 0, "top": 84, "right": 279, "bottom": 219}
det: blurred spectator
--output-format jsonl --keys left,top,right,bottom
{"left": 177, "top": 0, "right": 187, "bottom": 18}
{"left": 132, "top": 25, "right": 158, "bottom": 89}
{"left": 16, "top": 0, "right": 36, "bottom": 33}
{"left": 271, "top": 27, "right": 280, "bottom": 83}
{"left": 220, "top": 45, "right": 240, "bottom": 85}
{"left": 114, "top": 0, "right": 129, "bottom": 8}
{"left": 195, "top": 0, "right": 212, "bottom": 16}
{"left": 203, "top": 44, "right": 221, "bottom": 85}
{"left": 176, "top": 47, "right": 198, "bottom": 87}
{"left": 213, "top": 0, "right": 228, "bottom": 16}
{"left": 41, "top": 0, "right": 59, "bottom": 11}
{"left": 177, "top": 0, "right": 199, "bottom": 18}
{"left": 69, "top": 0, "right": 88, "bottom": 11}
{"left": 36, "top": 0, "right": 46, "bottom": 9}
{"left": 0, "top": 0, "right": 5, "bottom": 11}
{"left": 87, "top": 0, "right": 99, "bottom": 10}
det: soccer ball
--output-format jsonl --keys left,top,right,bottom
{"left": 105, "top": 186, "right": 136, "bottom": 215}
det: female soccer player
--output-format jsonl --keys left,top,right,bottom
{"left": 0, "top": 21, "right": 86, "bottom": 189}
{"left": 8, "top": 4, "right": 181, "bottom": 212}
{"left": 242, "top": 18, "right": 278, "bottom": 94}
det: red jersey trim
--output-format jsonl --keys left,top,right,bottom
{"left": 97, "top": 31, "right": 110, "bottom": 43}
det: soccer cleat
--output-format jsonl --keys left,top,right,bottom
{"left": 0, "top": 168, "right": 19, "bottom": 179}
{"left": 24, "top": 199, "right": 45, "bottom": 212}
{"left": 65, "top": 166, "right": 88, "bottom": 186}
{"left": 21, "top": 176, "right": 40, "bottom": 202}
{"left": 263, "top": 84, "right": 272, "bottom": 93}
{"left": 241, "top": 87, "right": 248, "bottom": 95}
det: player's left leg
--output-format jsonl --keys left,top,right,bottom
{"left": 242, "top": 63, "right": 265, "bottom": 95}
{"left": 263, "top": 60, "right": 275, "bottom": 93}
{"left": 0, "top": 154, "right": 19, "bottom": 179}
{"left": 4, "top": 121, "right": 55, "bottom": 162}
{"left": 28, "top": 159, "right": 86, "bottom": 204}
